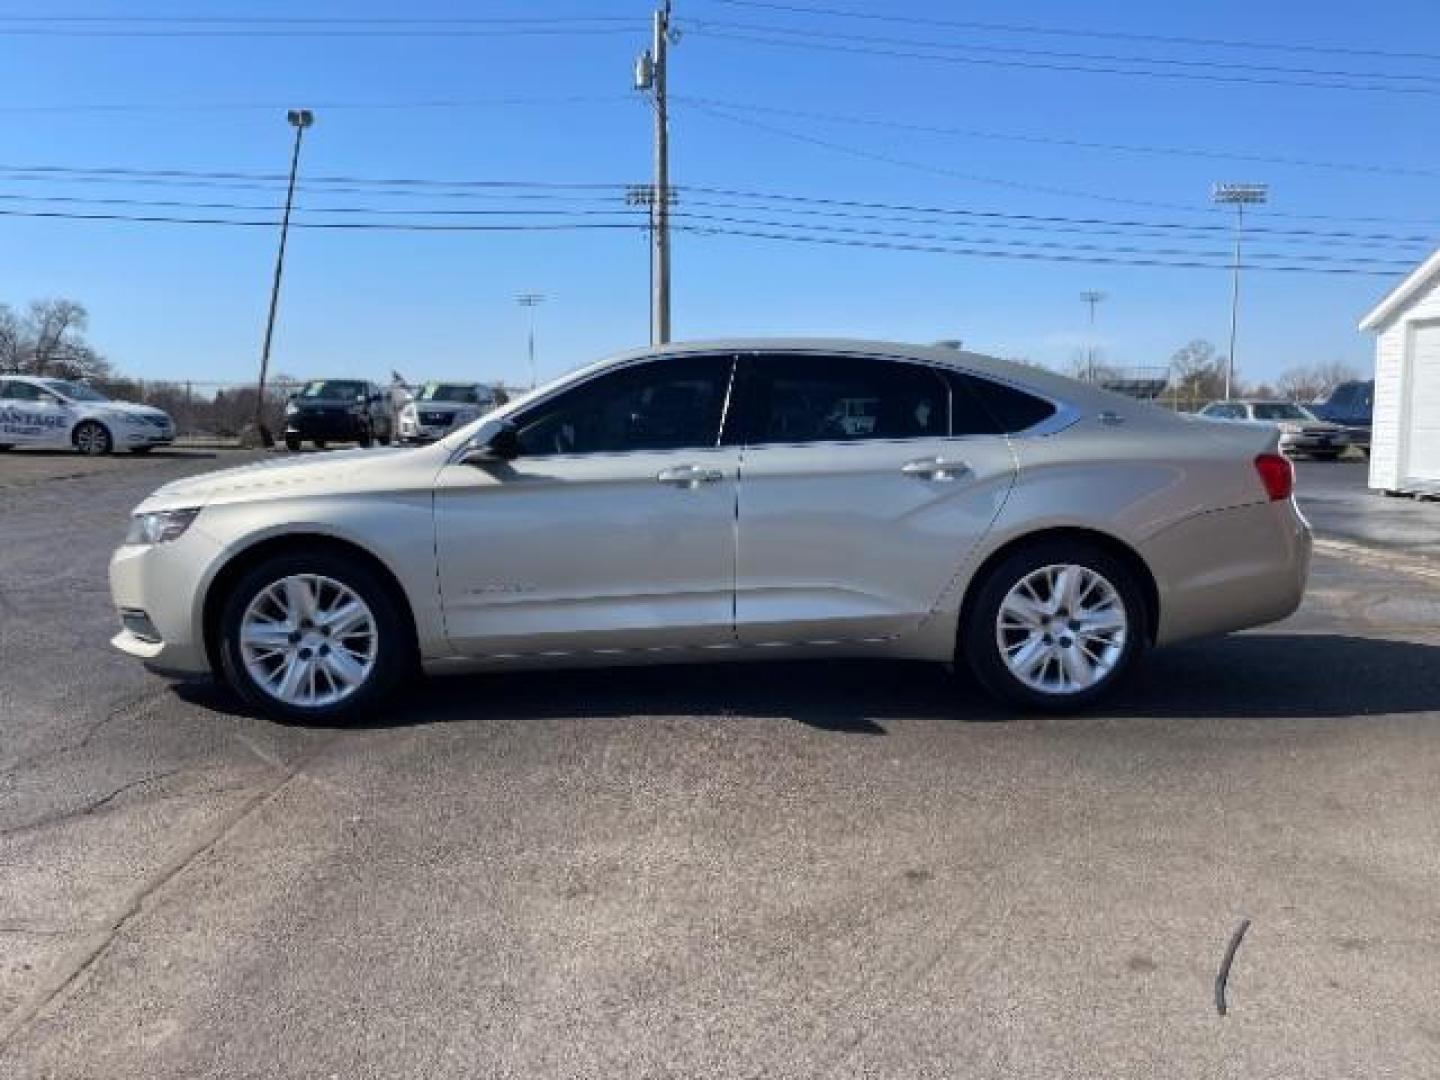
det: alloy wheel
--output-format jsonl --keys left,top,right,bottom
{"left": 994, "top": 563, "right": 1128, "bottom": 696}
{"left": 239, "top": 574, "right": 378, "bottom": 707}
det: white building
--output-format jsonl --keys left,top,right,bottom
{"left": 1358, "top": 250, "right": 1440, "bottom": 495}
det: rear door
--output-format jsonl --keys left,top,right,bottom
{"left": 729, "top": 352, "right": 1017, "bottom": 646}
{"left": 0, "top": 380, "right": 69, "bottom": 447}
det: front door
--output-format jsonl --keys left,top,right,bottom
{"left": 730, "top": 352, "right": 1018, "bottom": 645}
{"left": 434, "top": 354, "right": 740, "bottom": 657}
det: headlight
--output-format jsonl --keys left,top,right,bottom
{"left": 120, "top": 413, "right": 149, "bottom": 426}
{"left": 401, "top": 404, "right": 417, "bottom": 420}
{"left": 285, "top": 402, "right": 299, "bottom": 416}
{"left": 1278, "top": 422, "right": 1302, "bottom": 434}
{"left": 125, "top": 507, "right": 201, "bottom": 546}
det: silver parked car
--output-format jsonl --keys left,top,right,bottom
{"left": 1198, "top": 399, "right": 1349, "bottom": 460}
{"left": 397, "top": 381, "right": 499, "bottom": 444}
{"left": 110, "top": 340, "right": 1311, "bottom": 721}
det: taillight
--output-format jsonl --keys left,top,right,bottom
{"left": 1255, "top": 453, "right": 1294, "bottom": 501}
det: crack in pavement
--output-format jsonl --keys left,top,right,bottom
{"left": 0, "top": 737, "right": 335, "bottom": 1050}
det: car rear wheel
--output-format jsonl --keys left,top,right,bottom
{"left": 217, "top": 551, "right": 411, "bottom": 723}
{"left": 284, "top": 435, "right": 302, "bottom": 452}
{"left": 962, "top": 540, "right": 1147, "bottom": 713}
{"left": 73, "top": 421, "right": 112, "bottom": 456}
{"left": 356, "top": 427, "right": 373, "bottom": 448}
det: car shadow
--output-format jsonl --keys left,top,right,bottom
{"left": 175, "top": 632, "right": 1440, "bottom": 732}
{"left": 0, "top": 447, "right": 218, "bottom": 460}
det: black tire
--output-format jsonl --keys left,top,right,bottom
{"left": 1311, "top": 451, "right": 1341, "bottom": 461}
{"left": 378, "top": 432, "right": 392, "bottom": 446}
{"left": 314, "top": 439, "right": 328, "bottom": 450}
{"left": 0, "top": 444, "right": 13, "bottom": 451}
{"left": 284, "top": 435, "right": 302, "bottom": 452}
{"left": 72, "top": 420, "right": 112, "bottom": 456}
{"left": 130, "top": 446, "right": 154, "bottom": 455}
{"left": 961, "top": 539, "right": 1148, "bottom": 713}
{"left": 356, "top": 427, "right": 373, "bottom": 449}
{"left": 217, "top": 550, "right": 413, "bottom": 724}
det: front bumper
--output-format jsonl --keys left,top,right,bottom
{"left": 285, "top": 412, "right": 366, "bottom": 441}
{"left": 109, "top": 523, "right": 226, "bottom": 676}
{"left": 118, "top": 425, "right": 175, "bottom": 447}
{"left": 1280, "top": 430, "right": 1347, "bottom": 454}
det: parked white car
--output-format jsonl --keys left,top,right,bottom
{"left": 1197, "top": 399, "right": 1349, "bottom": 460}
{"left": 0, "top": 376, "right": 175, "bottom": 455}
{"left": 397, "top": 381, "right": 499, "bottom": 444}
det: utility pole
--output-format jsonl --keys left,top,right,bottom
{"left": 254, "top": 108, "right": 313, "bottom": 446}
{"left": 516, "top": 293, "right": 546, "bottom": 389}
{"left": 1212, "top": 182, "right": 1268, "bottom": 401}
{"left": 1080, "top": 290, "right": 1106, "bottom": 382}
{"left": 634, "top": 2, "right": 673, "bottom": 345}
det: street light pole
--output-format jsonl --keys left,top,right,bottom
{"left": 1080, "top": 290, "right": 1106, "bottom": 382}
{"left": 516, "top": 293, "right": 546, "bottom": 389}
{"left": 254, "top": 108, "right": 313, "bottom": 446}
{"left": 1212, "top": 182, "right": 1268, "bottom": 401}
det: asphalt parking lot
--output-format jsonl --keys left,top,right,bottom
{"left": 2, "top": 448, "right": 1439, "bottom": 1078}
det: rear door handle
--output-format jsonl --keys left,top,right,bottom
{"left": 900, "top": 457, "right": 971, "bottom": 482}
{"left": 656, "top": 464, "right": 725, "bottom": 488}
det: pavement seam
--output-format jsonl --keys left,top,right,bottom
{"left": 1313, "top": 537, "right": 1440, "bottom": 583}
{"left": 0, "top": 739, "right": 333, "bottom": 1050}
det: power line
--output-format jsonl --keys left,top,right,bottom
{"left": 674, "top": 94, "right": 1440, "bottom": 182}
{"left": 701, "top": 0, "right": 1440, "bottom": 65}
{"left": 0, "top": 94, "right": 634, "bottom": 115}
{"left": 684, "top": 25, "right": 1440, "bottom": 97}
{"left": 687, "top": 18, "right": 1440, "bottom": 88}
{"left": 673, "top": 222, "right": 1401, "bottom": 276}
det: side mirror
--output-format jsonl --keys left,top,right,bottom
{"left": 461, "top": 421, "right": 520, "bottom": 465}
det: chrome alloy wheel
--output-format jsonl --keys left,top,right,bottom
{"left": 994, "top": 563, "right": 1128, "bottom": 696}
{"left": 239, "top": 574, "right": 378, "bottom": 707}
{"left": 75, "top": 422, "right": 109, "bottom": 455}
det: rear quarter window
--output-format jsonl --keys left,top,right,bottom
{"left": 946, "top": 371, "right": 1057, "bottom": 434}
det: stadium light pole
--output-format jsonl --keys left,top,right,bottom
{"left": 254, "top": 108, "right": 314, "bottom": 446}
{"left": 516, "top": 293, "right": 546, "bottom": 389}
{"left": 1080, "top": 290, "right": 1106, "bottom": 382}
{"left": 1212, "top": 182, "right": 1268, "bottom": 401}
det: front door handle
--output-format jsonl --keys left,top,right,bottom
{"left": 900, "top": 457, "right": 971, "bottom": 482}
{"left": 656, "top": 464, "right": 725, "bottom": 488}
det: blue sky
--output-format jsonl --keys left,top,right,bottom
{"left": 2, "top": 0, "right": 1438, "bottom": 388}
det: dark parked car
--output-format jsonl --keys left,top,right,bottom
{"left": 283, "top": 379, "right": 394, "bottom": 452}
{"left": 1310, "top": 380, "right": 1374, "bottom": 457}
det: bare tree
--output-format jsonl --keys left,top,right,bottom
{"left": 5, "top": 299, "right": 112, "bottom": 379}
{"left": 1276, "top": 360, "right": 1361, "bottom": 402}
{"left": 0, "top": 304, "right": 22, "bottom": 372}
{"left": 1169, "top": 339, "right": 1229, "bottom": 405}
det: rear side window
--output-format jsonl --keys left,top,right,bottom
{"left": 740, "top": 354, "right": 948, "bottom": 444}
{"left": 945, "top": 371, "right": 1057, "bottom": 434}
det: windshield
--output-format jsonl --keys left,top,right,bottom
{"left": 419, "top": 382, "right": 481, "bottom": 404}
{"left": 40, "top": 379, "right": 109, "bottom": 402}
{"left": 300, "top": 380, "right": 366, "bottom": 401}
{"left": 1252, "top": 402, "right": 1314, "bottom": 421}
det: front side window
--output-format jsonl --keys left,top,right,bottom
{"left": 741, "top": 354, "right": 948, "bottom": 444}
{"left": 513, "top": 355, "right": 733, "bottom": 457}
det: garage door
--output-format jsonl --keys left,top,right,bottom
{"left": 1407, "top": 323, "right": 1440, "bottom": 483}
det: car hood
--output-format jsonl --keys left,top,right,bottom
{"left": 135, "top": 446, "right": 415, "bottom": 512}
{"left": 94, "top": 401, "right": 170, "bottom": 420}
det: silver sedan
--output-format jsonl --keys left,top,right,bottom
{"left": 109, "top": 340, "right": 1311, "bottom": 720}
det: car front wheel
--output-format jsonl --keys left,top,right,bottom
{"left": 217, "top": 551, "right": 410, "bottom": 722}
{"left": 962, "top": 540, "right": 1146, "bottom": 713}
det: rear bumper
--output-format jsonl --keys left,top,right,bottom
{"left": 1141, "top": 498, "right": 1312, "bottom": 646}
{"left": 1280, "top": 431, "right": 1347, "bottom": 454}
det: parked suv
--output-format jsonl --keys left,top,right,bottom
{"left": 1310, "top": 379, "right": 1374, "bottom": 457}
{"left": 283, "top": 379, "right": 393, "bottom": 452}
{"left": 397, "top": 381, "right": 498, "bottom": 444}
